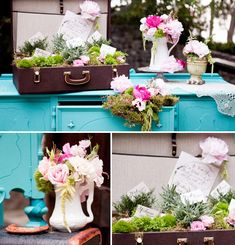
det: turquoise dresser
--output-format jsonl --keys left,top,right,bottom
{"left": 0, "top": 133, "right": 47, "bottom": 227}
{"left": 0, "top": 72, "right": 234, "bottom": 131}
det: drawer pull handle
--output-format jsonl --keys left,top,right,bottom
{"left": 67, "top": 120, "right": 75, "bottom": 129}
{"left": 204, "top": 237, "right": 214, "bottom": 245}
{"left": 64, "top": 71, "right": 90, "bottom": 85}
{"left": 34, "top": 69, "right": 40, "bottom": 83}
{"left": 135, "top": 232, "right": 143, "bottom": 245}
{"left": 177, "top": 238, "right": 187, "bottom": 245}
{"left": 157, "top": 123, "right": 162, "bottom": 128}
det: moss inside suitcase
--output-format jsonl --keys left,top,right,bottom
{"left": 113, "top": 230, "right": 235, "bottom": 245}
{"left": 12, "top": 0, "right": 130, "bottom": 94}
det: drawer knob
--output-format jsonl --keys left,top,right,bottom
{"left": 177, "top": 238, "right": 187, "bottom": 245}
{"left": 135, "top": 232, "right": 143, "bottom": 245}
{"left": 67, "top": 120, "right": 75, "bottom": 129}
{"left": 204, "top": 237, "right": 214, "bottom": 245}
{"left": 157, "top": 123, "right": 162, "bottom": 128}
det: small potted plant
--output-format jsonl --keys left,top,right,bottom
{"left": 183, "top": 37, "right": 214, "bottom": 85}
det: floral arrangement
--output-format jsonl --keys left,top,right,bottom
{"left": 140, "top": 13, "right": 184, "bottom": 45}
{"left": 113, "top": 137, "right": 233, "bottom": 233}
{"left": 34, "top": 139, "right": 104, "bottom": 231}
{"left": 15, "top": 0, "right": 127, "bottom": 68}
{"left": 183, "top": 38, "right": 214, "bottom": 65}
{"left": 103, "top": 75, "right": 179, "bottom": 131}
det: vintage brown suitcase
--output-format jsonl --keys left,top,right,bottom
{"left": 13, "top": 64, "right": 130, "bottom": 94}
{"left": 113, "top": 230, "right": 235, "bottom": 245}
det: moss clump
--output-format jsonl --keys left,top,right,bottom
{"left": 34, "top": 170, "right": 53, "bottom": 193}
{"left": 112, "top": 220, "right": 136, "bottom": 233}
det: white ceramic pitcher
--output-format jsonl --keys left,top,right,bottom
{"left": 49, "top": 181, "right": 94, "bottom": 232}
{"left": 149, "top": 37, "right": 178, "bottom": 71}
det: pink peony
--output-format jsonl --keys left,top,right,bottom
{"left": 146, "top": 15, "right": 162, "bottom": 28}
{"left": 225, "top": 210, "right": 235, "bottom": 226}
{"left": 177, "top": 59, "right": 186, "bottom": 69}
{"left": 200, "top": 215, "right": 214, "bottom": 227}
{"left": 132, "top": 98, "right": 146, "bottom": 112}
{"left": 133, "top": 85, "right": 151, "bottom": 101}
{"left": 38, "top": 157, "right": 51, "bottom": 179}
{"left": 200, "top": 137, "right": 229, "bottom": 166}
{"left": 110, "top": 75, "right": 133, "bottom": 93}
{"left": 80, "top": 0, "right": 101, "bottom": 21}
{"left": 190, "top": 221, "right": 206, "bottom": 231}
{"left": 73, "top": 59, "right": 84, "bottom": 67}
{"left": 183, "top": 40, "right": 210, "bottom": 59}
{"left": 70, "top": 144, "right": 87, "bottom": 157}
{"left": 160, "top": 56, "right": 185, "bottom": 73}
{"left": 80, "top": 55, "right": 90, "bottom": 64}
{"left": 148, "top": 78, "right": 169, "bottom": 96}
{"left": 48, "top": 164, "right": 69, "bottom": 185}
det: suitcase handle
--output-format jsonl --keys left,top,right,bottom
{"left": 64, "top": 71, "right": 91, "bottom": 85}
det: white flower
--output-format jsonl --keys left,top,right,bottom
{"left": 70, "top": 144, "right": 87, "bottom": 157}
{"left": 79, "top": 139, "right": 91, "bottom": 149}
{"left": 80, "top": 0, "right": 101, "bottom": 21}
{"left": 132, "top": 98, "right": 146, "bottom": 111}
{"left": 139, "top": 23, "right": 148, "bottom": 32}
{"left": 140, "top": 17, "right": 146, "bottom": 24}
{"left": 145, "top": 27, "right": 157, "bottom": 41}
{"left": 160, "top": 14, "right": 169, "bottom": 21}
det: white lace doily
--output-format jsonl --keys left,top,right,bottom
{"left": 165, "top": 82, "right": 235, "bottom": 117}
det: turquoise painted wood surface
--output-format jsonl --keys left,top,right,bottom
{"left": 0, "top": 133, "right": 46, "bottom": 227}
{"left": 0, "top": 72, "right": 235, "bottom": 131}
{"left": 56, "top": 106, "right": 175, "bottom": 131}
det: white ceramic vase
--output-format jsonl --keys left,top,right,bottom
{"left": 49, "top": 181, "right": 94, "bottom": 232}
{"left": 149, "top": 37, "right": 178, "bottom": 71}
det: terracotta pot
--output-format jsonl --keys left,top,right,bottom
{"left": 187, "top": 58, "right": 207, "bottom": 85}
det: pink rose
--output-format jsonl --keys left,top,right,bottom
{"left": 48, "top": 164, "right": 69, "bottom": 185}
{"left": 200, "top": 137, "right": 229, "bottom": 166}
{"left": 116, "top": 56, "right": 126, "bottom": 64}
{"left": 80, "top": 0, "right": 101, "bottom": 21}
{"left": 200, "top": 215, "right": 214, "bottom": 227}
{"left": 133, "top": 85, "right": 151, "bottom": 101}
{"left": 38, "top": 157, "right": 50, "bottom": 179}
{"left": 110, "top": 75, "right": 133, "bottom": 93}
{"left": 190, "top": 221, "right": 206, "bottom": 231}
{"left": 98, "top": 53, "right": 105, "bottom": 63}
{"left": 73, "top": 59, "right": 84, "bottom": 67}
{"left": 146, "top": 15, "right": 162, "bottom": 28}
{"left": 80, "top": 55, "right": 90, "bottom": 65}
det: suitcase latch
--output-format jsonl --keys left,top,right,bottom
{"left": 177, "top": 238, "right": 187, "bottom": 245}
{"left": 135, "top": 232, "right": 143, "bottom": 245}
{"left": 34, "top": 69, "right": 40, "bottom": 83}
{"left": 204, "top": 237, "right": 214, "bottom": 245}
{"left": 112, "top": 66, "right": 119, "bottom": 78}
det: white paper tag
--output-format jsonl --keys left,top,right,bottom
{"left": 169, "top": 151, "right": 219, "bottom": 196}
{"left": 66, "top": 37, "right": 85, "bottom": 48}
{"left": 100, "top": 44, "right": 116, "bottom": 56}
{"left": 28, "top": 32, "right": 45, "bottom": 45}
{"left": 58, "top": 10, "right": 94, "bottom": 41}
{"left": 33, "top": 48, "right": 51, "bottom": 57}
{"left": 134, "top": 205, "right": 160, "bottom": 218}
{"left": 180, "top": 189, "right": 206, "bottom": 205}
{"left": 87, "top": 31, "right": 103, "bottom": 44}
{"left": 127, "top": 182, "right": 150, "bottom": 201}
{"left": 210, "top": 180, "right": 231, "bottom": 199}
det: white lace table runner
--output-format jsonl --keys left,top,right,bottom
{"left": 165, "top": 82, "right": 235, "bottom": 117}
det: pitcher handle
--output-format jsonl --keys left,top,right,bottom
{"left": 168, "top": 36, "right": 179, "bottom": 55}
{"left": 86, "top": 181, "right": 94, "bottom": 220}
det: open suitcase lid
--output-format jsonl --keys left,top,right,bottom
{"left": 12, "top": 0, "right": 110, "bottom": 51}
